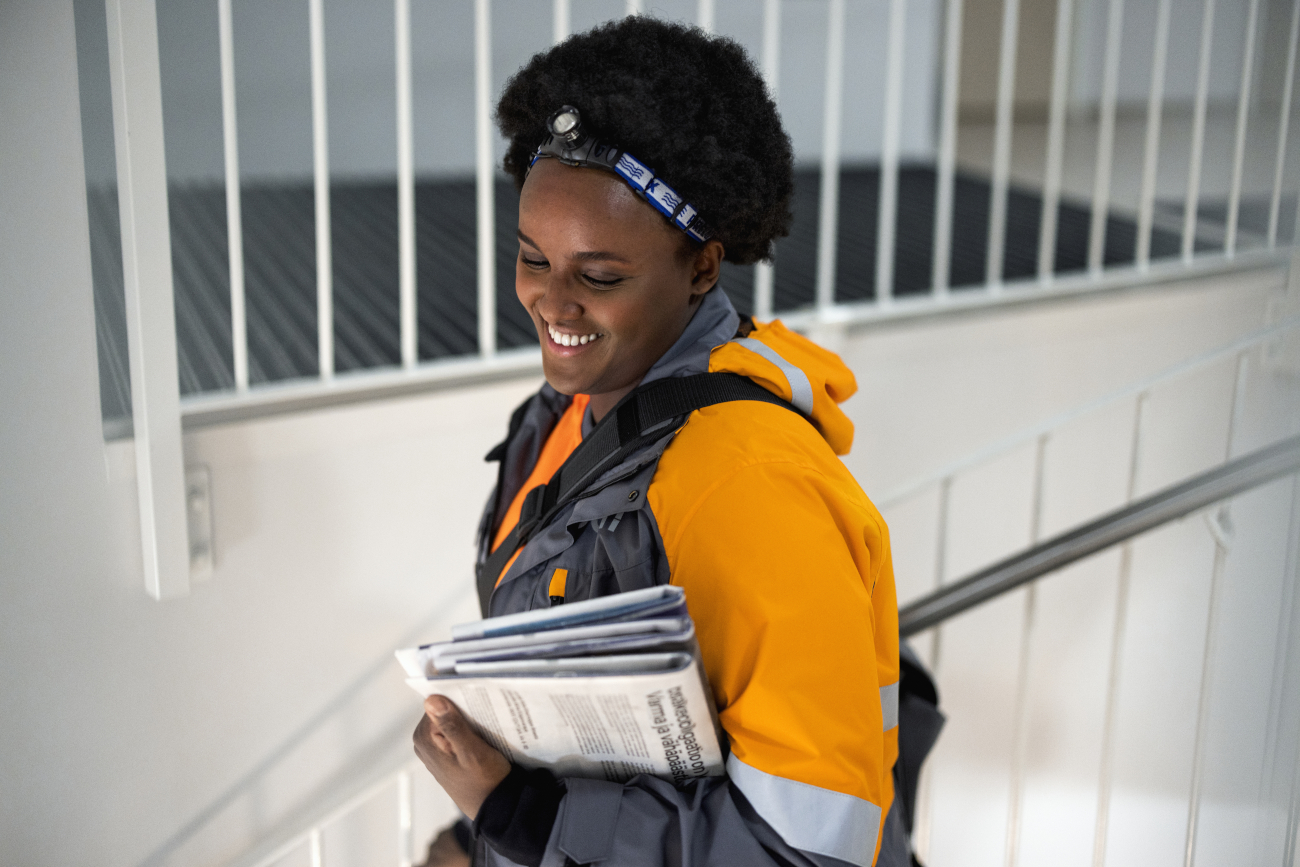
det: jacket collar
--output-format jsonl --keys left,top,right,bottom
{"left": 579, "top": 288, "right": 740, "bottom": 436}
{"left": 640, "top": 287, "right": 740, "bottom": 385}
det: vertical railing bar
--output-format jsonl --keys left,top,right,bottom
{"left": 217, "top": 0, "right": 247, "bottom": 392}
{"left": 753, "top": 0, "right": 780, "bottom": 320}
{"left": 697, "top": 0, "right": 714, "bottom": 32}
{"left": 1038, "top": 0, "right": 1073, "bottom": 284}
{"left": 915, "top": 474, "right": 953, "bottom": 865}
{"left": 815, "top": 0, "right": 846, "bottom": 312}
{"left": 1091, "top": 391, "right": 1148, "bottom": 867}
{"left": 553, "top": 0, "right": 571, "bottom": 44}
{"left": 625, "top": 0, "right": 641, "bottom": 16}
{"left": 1183, "top": 537, "right": 1228, "bottom": 867}
{"left": 309, "top": 0, "right": 333, "bottom": 380}
{"left": 1226, "top": 352, "right": 1249, "bottom": 461}
{"left": 1136, "top": 0, "right": 1171, "bottom": 270}
{"left": 1005, "top": 433, "right": 1050, "bottom": 867}
{"left": 1087, "top": 0, "right": 1125, "bottom": 275}
{"left": 931, "top": 0, "right": 963, "bottom": 297}
{"left": 986, "top": 0, "right": 1020, "bottom": 290}
{"left": 1226, "top": 0, "right": 1262, "bottom": 256}
{"left": 1288, "top": 714, "right": 1300, "bottom": 867}
{"left": 396, "top": 0, "right": 416, "bottom": 370}
{"left": 474, "top": 0, "right": 496, "bottom": 358}
{"left": 1183, "top": 0, "right": 1216, "bottom": 262}
{"left": 1269, "top": 0, "right": 1300, "bottom": 249}
{"left": 875, "top": 0, "right": 906, "bottom": 306}
{"left": 1250, "top": 471, "right": 1300, "bottom": 867}
{"left": 398, "top": 770, "right": 414, "bottom": 867}
{"left": 105, "top": 0, "right": 190, "bottom": 599}
{"left": 1183, "top": 351, "right": 1248, "bottom": 867}
{"left": 309, "top": 827, "right": 324, "bottom": 867}
{"left": 931, "top": 475, "right": 953, "bottom": 659}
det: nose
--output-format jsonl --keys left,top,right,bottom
{"left": 535, "top": 267, "right": 584, "bottom": 325}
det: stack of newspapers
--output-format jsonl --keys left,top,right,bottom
{"left": 396, "top": 585, "right": 725, "bottom": 785}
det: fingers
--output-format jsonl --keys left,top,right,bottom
{"left": 425, "top": 696, "right": 469, "bottom": 741}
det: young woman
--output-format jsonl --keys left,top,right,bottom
{"left": 414, "top": 17, "right": 903, "bottom": 867}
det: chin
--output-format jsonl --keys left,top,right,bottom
{"left": 540, "top": 360, "right": 594, "bottom": 397}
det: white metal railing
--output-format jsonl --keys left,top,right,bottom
{"left": 879, "top": 315, "right": 1300, "bottom": 867}
{"left": 106, "top": 0, "right": 1300, "bottom": 595}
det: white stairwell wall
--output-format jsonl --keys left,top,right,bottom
{"left": 4, "top": 4, "right": 1300, "bottom": 867}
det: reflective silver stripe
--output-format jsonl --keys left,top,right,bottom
{"left": 880, "top": 681, "right": 899, "bottom": 731}
{"left": 726, "top": 753, "right": 880, "bottom": 867}
{"left": 731, "top": 338, "right": 815, "bottom": 416}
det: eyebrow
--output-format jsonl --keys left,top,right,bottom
{"left": 517, "top": 230, "right": 631, "bottom": 265}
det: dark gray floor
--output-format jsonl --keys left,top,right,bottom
{"left": 88, "top": 166, "right": 1285, "bottom": 425}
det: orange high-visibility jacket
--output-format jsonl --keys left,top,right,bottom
{"left": 476, "top": 288, "right": 900, "bottom": 867}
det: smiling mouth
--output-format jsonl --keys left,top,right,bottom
{"left": 546, "top": 322, "right": 604, "bottom": 347}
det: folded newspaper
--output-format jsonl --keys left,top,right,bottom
{"left": 397, "top": 585, "right": 725, "bottom": 784}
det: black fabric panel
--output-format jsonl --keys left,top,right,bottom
{"left": 474, "top": 765, "right": 565, "bottom": 867}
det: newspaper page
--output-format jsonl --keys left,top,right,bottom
{"left": 406, "top": 654, "right": 725, "bottom": 784}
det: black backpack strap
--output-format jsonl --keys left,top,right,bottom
{"left": 475, "top": 372, "right": 803, "bottom": 615}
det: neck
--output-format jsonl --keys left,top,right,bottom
{"left": 588, "top": 383, "right": 638, "bottom": 424}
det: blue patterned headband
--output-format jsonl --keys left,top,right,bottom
{"left": 528, "top": 105, "right": 714, "bottom": 243}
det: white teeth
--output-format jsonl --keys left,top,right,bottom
{"left": 547, "top": 324, "right": 600, "bottom": 347}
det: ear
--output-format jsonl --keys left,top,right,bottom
{"left": 689, "top": 239, "right": 726, "bottom": 300}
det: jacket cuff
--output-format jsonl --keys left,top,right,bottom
{"left": 473, "top": 765, "right": 564, "bottom": 867}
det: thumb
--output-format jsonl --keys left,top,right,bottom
{"left": 424, "top": 695, "right": 465, "bottom": 733}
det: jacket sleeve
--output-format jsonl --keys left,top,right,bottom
{"left": 476, "top": 460, "right": 901, "bottom": 867}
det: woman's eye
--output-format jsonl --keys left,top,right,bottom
{"left": 584, "top": 274, "right": 623, "bottom": 289}
{"left": 520, "top": 255, "right": 547, "bottom": 270}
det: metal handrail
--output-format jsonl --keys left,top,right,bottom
{"left": 899, "top": 433, "right": 1300, "bottom": 637}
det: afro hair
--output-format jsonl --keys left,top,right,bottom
{"left": 495, "top": 16, "right": 794, "bottom": 265}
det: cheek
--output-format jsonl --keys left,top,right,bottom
{"left": 515, "top": 262, "right": 542, "bottom": 307}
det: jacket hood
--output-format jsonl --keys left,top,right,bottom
{"left": 635, "top": 288, "right": 857, "bottom": 455}
{"left": 709, "top": 318, "right": 858, "bottom": 456}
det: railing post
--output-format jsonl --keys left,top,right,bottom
{"left": 217, "top": 0, "right": 247, "bottom": 392}
{"left": 1183, "top": 523, "right": 1229, "bottom": 867}
{"left": 104, "top": 0, "right": 191, "bottom": 599}
{"left": 396, "top": 0, "right": 416, "bottom": 370}
{"left": 398, "top": 770, "right": 414, "bottom": 867}
{"left": 696, "top": 0, "right": 714, "bottom": 33}
{"left": 914, "top": 474, "right": 953, "bottom": 864}
{"left": 1183, "top": 0, "right": 1216, "bottom": 262}
{"left": 1268, "top": 0, "right": 1300, "bottom": 249}
{"left": 814, "top": 0, "right": 846, "bottom": 313}
{"left": 1250, "top": 471, "right": 1300, "bottom": 865}
{"left": 553, "top": 0, "right": 570, "bottom": 44}
{"left": 752, "top": 0, "right": 779, "bottom": 321}
{"left": 1087, "top": 0, "right": 1125, "bottom": 276}
{"left": 986, "top": 0, "right": 1020, "bottom": 289}
{"left": 310, "top": 0, "right": 333, "bottom": 380}
{"left": 875, "top": 0, "right": 906, "bottom": 306}
{"left": 1038, "top": 0, "right": 1072, "bottom": 283}
{"left": 1136, "top": 0, "right": 1171, "bottom": 270}
{"left": 309, "top": 827, "right": 324, "bottom": 867}
{"left": 1091, "top": 391, "right": 1147, "bottom": 867}
{"left": 1226, "top": 0, "right": 1262, "bottom": 257}
{"left": 1004, "top": 434, "right": 1050, "bottom": 867}
{"left": 474, "top": 0, "right": 496, "bottom": 357}
{"left": 931, "top": 0, "right": 963, "bottom": 297}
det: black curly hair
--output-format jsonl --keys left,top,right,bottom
{"left": 495, "top": 16, "right": 794, "bottom": 266}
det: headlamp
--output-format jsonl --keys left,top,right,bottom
{"left": 529, "top": 105, "right": 714, "bottom": 243}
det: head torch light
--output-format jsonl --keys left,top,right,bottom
{"left": 528, "top": 105, "right": 714, "bottom": 243}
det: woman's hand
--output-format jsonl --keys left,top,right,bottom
{"left": 413, "top": 695, "right": 512, "bottom": 820}
{"left": 414, "top": 826, "right": 471, "bottom": 867}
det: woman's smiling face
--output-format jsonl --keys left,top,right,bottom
{"left": 516, "top": 158, "right": 723, "bottom": 421}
